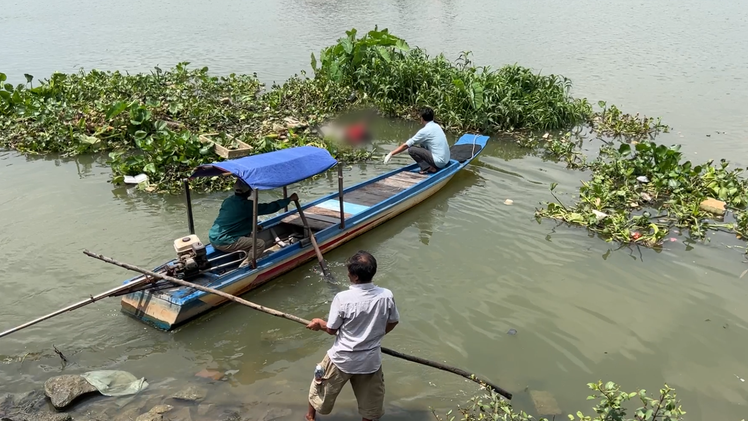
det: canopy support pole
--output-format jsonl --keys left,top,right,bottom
{"left": 338, "top": 165, "right": 345, "bottom": 229}
{"left": 252, "top": 189, "right": 259, "bottom": 269}
{"left": 184, "top": 179, "right": 195, "bottom": 235}
{"left": 283, "top": 186, "right": 289, "bottom": 212}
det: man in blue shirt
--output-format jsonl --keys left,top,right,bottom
{"left": 209, "top": 179, "right": 297, "bottom": 266}
{"left": 384, "top": 107, "right": 450, "bottom": 174}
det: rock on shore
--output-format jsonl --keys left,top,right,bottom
{"left": 43, "top": 375, "right": 98, "bottom": 409}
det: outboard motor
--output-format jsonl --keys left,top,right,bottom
{"left": 169, "top": 235, "right": 210, "bottom": 279}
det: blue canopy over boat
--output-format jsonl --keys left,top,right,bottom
{"left": 191, "top": 146, "right": 337, "bottom": 190}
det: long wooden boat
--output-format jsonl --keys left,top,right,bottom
{"left": 120, "top": 134, "right": 489, "bottom": 330}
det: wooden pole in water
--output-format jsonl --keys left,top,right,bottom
{"left": 82, "top": 250, "right": 512, "bottom": 400}
{"left": 251, "top": 189, "right": 259, "bottom": 269}
{"left": 184, "top": 179, "right": 195, "bottom": 235}
{"left": 282, "top": 186, "right": 289, "bottom": 213}
{"left": 337, "top": 164, "right": 345, "bottom": 230}
{"left": 292, "top": 199, "right": 332, "bottom": 280}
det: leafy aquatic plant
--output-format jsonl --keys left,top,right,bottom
{"left": 590, "top": 101, "right": 670, "bottom": 140}
{"left": 0, "top": 63, "right": 365, "bottom": 193}
{"left": 313, "top": 28, "right": 593, "bottom": 132}
{"left": 433, "top": 381, "right": 685, "bottom": 421}
{"left": 0, "top": 27, "right": 599, "bottom": 193}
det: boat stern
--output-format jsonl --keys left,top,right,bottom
{"left": 120, "top": 290, "right": 207, "bottom": 331}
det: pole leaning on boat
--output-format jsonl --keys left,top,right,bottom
{"left": 338, "top": 164, "right": 345, "bottom": 229}
{"left": 293, "top": 199, "right": 333, "bottom": 280}
{"left": 184, "top": 179, "right": 195, "bottom": 235}
{"left": 252, "top": 189, "right": 260, "bottom": 269}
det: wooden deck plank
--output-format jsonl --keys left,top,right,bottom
{"left": 391, "top": 171, "right": 428, "bottom": 183}
{"left": 379, "top": 176, "right": 417, "bottom": 190}
{"left": 346, "top": 182, "right": 404, "bottom": 207}
{"left": 305, "top": 206, "right": 352, "bottom": 219}
{"left": 280, "top": 205, "right": 349, "bottom": 231}
{"left": 280, "top": 216, "right": 333, "bottom": 231}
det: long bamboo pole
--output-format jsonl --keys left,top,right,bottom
{"left": 0, "top": 276, "right": 155, "bottom": 339}
{"left": 82, "top": 250, "right": 511, "bottom": 400}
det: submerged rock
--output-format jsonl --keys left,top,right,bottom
{"left": 44, "top": 375, "right": 98, "bottom": 409}
{"left": 135, "top": 404, "right": 173, "bottom": 421}
{"left": 15, "top": 390, "right": 49, "bottom": 415}
{"left": 171, "top": 385, "right": 206, "bottom": 403}
{"left": 529, "top": 390, "right": 561, "bottom": 416}
{"left": 1, "top": 393, "right": 15, "bottom": 417}
{"left": 28, "top": 413, "right": 73, "bottom": 421}
{"left": 1, "top": 389, "right": 70, "bottom": 421}
{"left": 194, "top": 369, "right": 224, "bottom": 381}
{"left": 261, "top": 408, "right": 292, "bottom": 421}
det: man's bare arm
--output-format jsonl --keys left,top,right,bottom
{"left": 307, "top": 318, "right": 338, "bottom": 335}
{"left": 385, "top": 321, "right": 398, "bottom": 334}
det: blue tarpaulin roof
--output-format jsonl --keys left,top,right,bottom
{"left": 190, "top": 146, "right": 337, "bottom": 190}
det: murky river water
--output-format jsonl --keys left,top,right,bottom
{"left": 2, "top": 0, "right": 748, "bottom": 419}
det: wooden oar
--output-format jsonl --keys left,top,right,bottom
{"left": 82, "top": 250, "right": 512, "bottom": 400}
{"left": 0, "top": 276, "right": 156, "bottom": 339}
{"left": 292, "top": 199, "right": 333, "bottom": 281}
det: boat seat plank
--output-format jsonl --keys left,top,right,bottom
{"left": 315, "top": 199, "right": 369, "bottom": 216}
{"left": 281, "top": 205, "right": 349, "bottom": 231}
{"left": 281, "top": 216, "right": 334, "bottom": 231}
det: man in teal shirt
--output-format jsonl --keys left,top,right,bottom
{"left": 209, "top": 179, "right": 297, "bottom": 266}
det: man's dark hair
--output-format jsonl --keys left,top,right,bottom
{"left": 346, "top": 251, "right": 377, "bottom": 283}
{"left": 419, "top": 107, "right": 434, "bottom": 122}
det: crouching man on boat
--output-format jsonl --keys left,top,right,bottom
{"left": 384, "top": 107, "right": 450, "bottom": 174}
{"left": 305, "top": 251, "right": 400, "bottom": 421}
{"left": 208, "top": 179, "right": 297, "bottom": 267}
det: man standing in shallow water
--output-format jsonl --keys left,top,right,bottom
{"left": 305, "top": 251, "right": 400, "bottom": 421}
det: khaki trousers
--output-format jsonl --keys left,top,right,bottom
{"left": 308, "top": 354, "right": 385, "bottom": 420}
{"left": 214, "top": 237, "right": 265, "bottom": 267}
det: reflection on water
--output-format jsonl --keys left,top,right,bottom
{"left": 2, "top": 0, "right": 748, "bottom": 419}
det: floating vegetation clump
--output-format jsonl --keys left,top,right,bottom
{"left": 313, "top": 28, "right": 593, "bottom": 132}
{"left": 590, "top": 101, "right": 670, "bottom": 139}
{"left": 2, "top": 25, "right": 743, "bottom": 258}
{"left": 0, "top": 27, "right": 593, "bottom": 193}
{"left": 0, "top": 64, "right": 363, "bottom": 192}
{"left": 533, "top": 117, "right": 748, "bottom": 249}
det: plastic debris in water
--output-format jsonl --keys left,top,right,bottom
{"left": 504, "top": 199, "right": 514, "bottom": 205}
{"left": 124, "top": 173, "right": 149, "bottom": 184}
{"left": 735, "top": 374, "right": 745, "bottom": 382}
{"left": 592, "top": 210, "right": 608, "bottom": 221}
{"left": 507, "top": 328, "right": 517, "bottom": 335}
